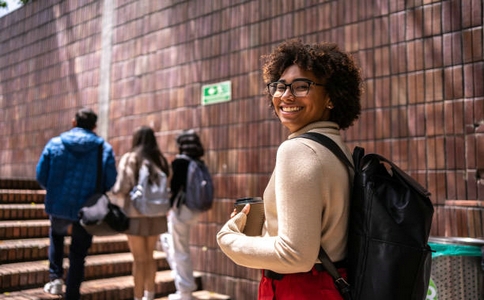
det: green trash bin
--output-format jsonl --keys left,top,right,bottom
{"left": 427, "top": 237, "right": 484, "bottom": 300}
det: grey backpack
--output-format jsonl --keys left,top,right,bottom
{"left": 130, "top": 160, "right": 170, "bottom": 216}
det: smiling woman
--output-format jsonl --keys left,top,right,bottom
{"left": 217, "top": 39, "right": 363, "bottom": 300}
{"left": 263, "top": 40, "right": 362, "bottom": 131}
{"left": 269, "top": 65, "right": 332, "bottom": 133}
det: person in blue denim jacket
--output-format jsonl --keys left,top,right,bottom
{"left": 36, "top": 107, "right": 117, "bottom": 300}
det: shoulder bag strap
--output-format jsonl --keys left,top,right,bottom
{"left": 95, "top": 143, "right": 104, "bottom": 193}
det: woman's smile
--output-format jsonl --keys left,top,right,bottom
{"left": 280, "top": 105, "right": 303, "bottom": 112}
{"left": 272, "top": 64, "right": 331, "bottom": 133}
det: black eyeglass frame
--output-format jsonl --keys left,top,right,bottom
{"left": 266, "top": 79, "right": 325, "bottom": 97}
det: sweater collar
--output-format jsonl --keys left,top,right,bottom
{"left": 288, "top": 121, "right": 340, "bottom": 140}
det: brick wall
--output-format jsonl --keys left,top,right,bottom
{"left": 1, "top": 0, "right": 483, "bottom": 297}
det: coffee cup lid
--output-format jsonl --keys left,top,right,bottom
{"left": 235, "top": 197, "right": 263, "bottom": 205}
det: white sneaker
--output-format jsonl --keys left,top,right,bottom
{"left": 43, "top": 278, "right": 64, "bottom": 295}
{"left": 168, "top": 291, "right": 194, "bottom": 300}
{"left": 142, "top": 290, "right": 155, "bottom": 300}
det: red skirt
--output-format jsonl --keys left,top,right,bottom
{"left": 258, "top": 266, "right": 347, "bottom": 300}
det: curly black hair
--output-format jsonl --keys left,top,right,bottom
{"left": 261, "top": 39, "right": 362, "bottom": 130}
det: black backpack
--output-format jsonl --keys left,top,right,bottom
{"left": 301, "top": 132, "right": 434, "bottom": 300}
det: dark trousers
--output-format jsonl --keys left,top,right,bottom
{"left": 48, "top": 216, "right": 93, "bottom": 300}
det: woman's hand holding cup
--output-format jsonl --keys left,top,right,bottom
{"left": 231, "top": 203, "right": 250, "bottom": 218}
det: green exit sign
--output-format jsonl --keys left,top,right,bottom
{"left": 201, "top": 81, "right": 231, "bottom": 105}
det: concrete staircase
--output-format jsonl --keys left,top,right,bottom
{"left": 0, "top": 179, "right": 230, "bottom": 300}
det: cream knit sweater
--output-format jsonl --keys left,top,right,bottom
{"left": 217, "top": 121, "right": 353, "bottom": 274}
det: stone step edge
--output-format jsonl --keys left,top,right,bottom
{"left": 0, "top": 203, "right": 48, "bottom": 221}
{"left": 0, "top": 269, "right": 174, "bottom": 299}
{"left": 0, "top": 179, "right": 41, "bottom": 190}
{"left": 0, "top": 235, "right": 130, "bottom": 263}
{"left": 0, "top": 271, "right": 230, "bottom": 300}
{"left": 0, "top": 189, "right": 45, "bottom": 194}
{"left": 0, "top": 251, "right": 167, "bottom": 276}
{"left": 0, "top": 189, "right": 46, "bottom": 204}
{"left": 0, "top": 251, "right": 170, "bottom": 292}
{"left": 0, "top": 234, "right": 128, "bottom": 250}
{"left": 158, "top": 290, "right": 231, "bottom": 300}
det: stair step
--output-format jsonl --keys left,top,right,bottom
{"left": 0, "top": 220, "right": 50, "bottom": 239}
{"left": 0, "top": 186, "right": 232, "bottom": 300}
{"left": 0, "top": 235, "right": 129, "bottom": 263}
{"left": 0, "top": 269, "right": 176, "bottom": 299}
{"left": 0, "top": 203, "right": 47, "bottom": 220}
{"left": 0, "top": 250, "right": 169, "bottom": 292}
{"left": 0, "top": 179, "right": 42, "bottom": 190}
{"left": 0, "top": 271, "right": 232, "bottom": 300}
{"left": 0, "top": 189, "right": 45, "bottom": 204}
{"left": 157, "top": 290, "right": 231, "bottom": 300}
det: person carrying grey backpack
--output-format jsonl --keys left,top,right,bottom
{"left": 112, "top": 126, "right": 170, "bottom": 300}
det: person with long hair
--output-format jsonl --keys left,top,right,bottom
{"left": 112, "top": 126, "right": 170, "bottom": 300}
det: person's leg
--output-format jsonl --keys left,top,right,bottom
{"left": 127, "top": 235, "right": 151, "bottom": 299}
{"left": 160, "top": 232, "right": 175, "bottom": 271}
{"left": 47, "top": 216, "right": 69, "bottom": 281}
{"left": 45, "top": 217, "right": 72, "bottom": 295}
{"left": 168, "top": 206, "right": 200, "bottom": 296}
{"left": 143, "top": 235, "right": 159, "bottom": 300}
{"left": 65, "top": 221, "right": 92, "bottom": 300}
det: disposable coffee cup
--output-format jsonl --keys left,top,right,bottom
{"left": 234, "top": 197, "right": 265, "bottom": 236}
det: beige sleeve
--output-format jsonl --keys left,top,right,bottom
{"left": 112, "top": 152, "right": 137, "bottom": 196}
{"left": 217, "top": 140, "right": 331, "bottom": 273}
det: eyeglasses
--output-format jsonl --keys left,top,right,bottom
{"left": 267, "top": 79, "right": 324, "bottom": 97}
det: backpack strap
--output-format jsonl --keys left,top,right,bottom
{"left": 318, "top": 248, "right": 352, "bottom": 300}
{"left": 176, "top": 153, "right": 193, "bottom": 161}
{"left": 365, "top": 153, "right": 431, "bottom": 197}
{"left": 137, "top": 160, "right": 150, "bottom": 185}
{"left": 299, "top": 132, "right": 353, "bottom": 300}
{"left": 352, "top": 146, "right": 364, "bottom": 170}
{"left": 300, "top": 132, "right": 355, "bottom": 171}
{"left": 95, "top": 143, "right": 104, "bottom": 193}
